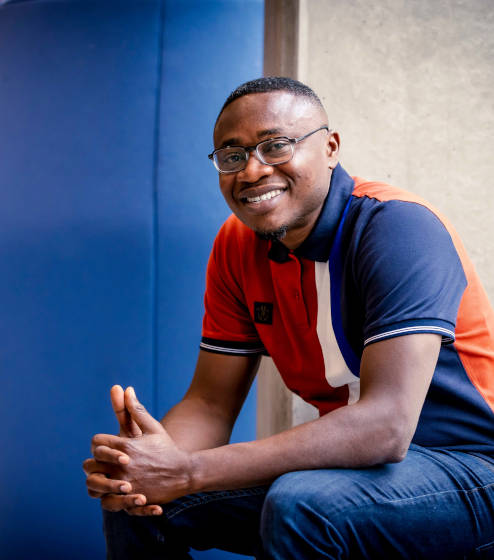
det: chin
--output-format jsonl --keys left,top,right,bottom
{"left": 254, "top": 225, "right": 288, "bottom": 242}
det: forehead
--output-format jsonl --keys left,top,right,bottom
{"left": 214, "top": 91, "right": 325, "bottom": 147}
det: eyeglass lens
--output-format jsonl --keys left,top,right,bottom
{"left": 215, "top": 138, "right": 293, "bottom": 172}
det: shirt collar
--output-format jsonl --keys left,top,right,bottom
{"left": 268, "top": 163, "right": 355, "bottom": 263}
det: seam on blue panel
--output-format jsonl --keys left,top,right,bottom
{"left": 151, "top": 0, "right": 166, "bottom": 418}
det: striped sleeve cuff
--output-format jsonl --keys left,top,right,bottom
{"left": 200, "top": 337, "right": 266, "bottom": 356}
{"left": 364, "top": 320, "right": 456, "bottom": 347}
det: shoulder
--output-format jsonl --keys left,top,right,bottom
{"left": 348, "top": 178, "right": 458, "bottom": 247}
{"left": 344, "top": 180, "right": 467, "bottom": 347}
{"left": 351, "top": 178, "right": 445, "bottom": 220}
{"left": 345, "top": 177, "right": 467, "bottom": 299}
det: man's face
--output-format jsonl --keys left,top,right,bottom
{"left": 213, "top": 91, "right": 339, "bottom": 249}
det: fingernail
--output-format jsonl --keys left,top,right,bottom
{"left": 120, "top": 485, "right": 129, "bottom": 493}
{"left": 134, "top": 497, "right": 145, "bottom": 506}
{"left": 118, "top": 454, "right": 129, "bottom": 464}
{"left": 130, "top": 387, "right": 136, "bottom": 399}
{"left": 153, "top": 509, "right": 161, "bottom": 516}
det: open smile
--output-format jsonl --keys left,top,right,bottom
{"left": 243, "top": 189, "right": 284, "bottom": 203}
{"left": 239, "top": 186, "right": 287, "bottom": 204}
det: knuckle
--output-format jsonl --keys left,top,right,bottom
{"left": 91, "top": 472, "right": 107, "bottom": 485}
{"left": 93, "top": 446, "right": 106, "bottom": 459}
{"left": 112, "top": 479, "right": 124, "bottom": 491}
{"left": 118, "top": 440, "right": 129, "bottom": 454}
{"left": 86, "top": 475, "right": 98, "bottom": 489}
{"left": 134, "top": 403, "right": 146, "bottom": 414}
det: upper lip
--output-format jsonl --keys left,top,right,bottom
{"left": 237, "top": 184, "right": 287, "bottom": 201}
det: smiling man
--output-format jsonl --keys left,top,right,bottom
{"left": 212, "top": 88, "right": 335, "bottom": 249}
{"left": 84, "top": 77, "right": 494, "bottom": 559}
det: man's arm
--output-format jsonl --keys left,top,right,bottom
{"left": 87, "top": 333, "right": 441, "bottom": 511}
{"left": 160, "top": 350, "right": 260, "bottom": 451}
{"left": 190, "top": 333, "right": 441, "bottom": 489}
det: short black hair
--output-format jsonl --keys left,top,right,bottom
{"left": 216, "top": 76, "right": 324, "bottom": 124}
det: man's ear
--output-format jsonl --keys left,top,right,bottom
{"left": 327, "top": 130, "right": 340, "bottom": 170}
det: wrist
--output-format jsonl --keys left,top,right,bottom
{"left": 188, "top": 450, "right": 206, "bottom": 494}
{"left": 149, "top": 447, "right": 205, "bottom": 504}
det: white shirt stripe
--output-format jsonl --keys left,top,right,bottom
{"left": 315, "top": 261, "right": 360, "bottom": 404}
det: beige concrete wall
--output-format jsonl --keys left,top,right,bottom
{"left": 298, "top": 0, "right": 494, "bottom": 299}
{"left": 258, "top": 0, "right": 494, "bottom": 438}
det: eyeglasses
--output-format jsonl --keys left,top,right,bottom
{"left": 208, "top": 125, "right": 330, "bottom": 174}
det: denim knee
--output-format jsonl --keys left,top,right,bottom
{"left": 259, "top": 460, "right": 494, "bottom": 560}
{"left": 260, "top": 471, "right": 350, "bottom": 559}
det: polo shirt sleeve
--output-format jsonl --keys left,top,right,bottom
{"left": 200, "top": 223, "right": 265, "bottom": 356}
{"left": 354, "top": 200, "right": 467, "bottom": 347}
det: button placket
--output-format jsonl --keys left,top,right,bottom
{"left": 271, "top": 253, "right": 309, "bottom": 330}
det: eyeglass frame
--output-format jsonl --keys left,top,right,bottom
{"left": 208, "top": 125, "right": 330, "bottom": 174}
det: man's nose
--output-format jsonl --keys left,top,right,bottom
{"left": 236, "top": 152, "right": 274, "bottom": 182}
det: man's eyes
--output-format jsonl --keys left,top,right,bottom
{"left": 263, "top": 141, "right": 289, "bottom": 153}
{"left": 222, "top": 151, "right": 245, "bottom": 164}
{"left": 217, "top": 140, "right": 289, "bottom": 165}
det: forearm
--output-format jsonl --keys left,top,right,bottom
{"left": 184, "top": 333, "right": 438, "bottom": 494}
{"left": 189, "top": 399, "right": 408, "bottom": 494}
{"left": 88, "top": 335, "right": 436, "bottom": 514}
{"left": 161, "top": 396, "right": 235, "bottom": 452}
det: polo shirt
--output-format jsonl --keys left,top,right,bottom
{"left": 201, "top": 164, "right": 494, "bottom": 454}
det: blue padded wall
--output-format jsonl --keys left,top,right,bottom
{"left": 0, "top": 1, "right": 263, "bottom": 558}
{"left": 156, "top": 0, "right": 263, "bottom": 446}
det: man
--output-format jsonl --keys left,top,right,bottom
{"left": 84, "top": 77, "right": 494, "bottom": 559}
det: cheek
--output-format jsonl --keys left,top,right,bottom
{"left": 291, "top": 168, "right": 317, "bottom": 196}
{"left": 291, "top": 164, "right": 329, "bottom": 208}
{"left": 295, "top": 157, "right": 330, "bottom": 192}
{"left": 218, "top": 177, "right": 234, "bottom": 200}
{"left": 290, "top": 155, "right": 320, "bottom": 183}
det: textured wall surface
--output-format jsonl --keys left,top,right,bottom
{"left": 299, "top": 0, "right": 494, "bottom": 300}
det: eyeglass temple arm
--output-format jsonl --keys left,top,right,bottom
{"left": 293, "top": 125, "right": 330, "bottom": 144}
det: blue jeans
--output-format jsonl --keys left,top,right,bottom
{"left": 103, "top": 445, "right": 494, "bottom": 559}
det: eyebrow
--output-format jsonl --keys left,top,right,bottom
{"left": 257, "top": 128, "right": 283, "bottom": 138}
{"left": 219, "top": 137, "right": 241, "bottom": 149}
{"left": 218, "top": 128, "right": 285, "bottom": 149}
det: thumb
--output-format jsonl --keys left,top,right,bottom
{"left": 124, "top": 387, "right": 164, "bottom": 434}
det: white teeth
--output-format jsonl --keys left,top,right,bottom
{"left": 246, "top": 189, "right": 283, "bottom": 203}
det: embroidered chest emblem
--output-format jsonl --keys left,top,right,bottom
{"left": 254, "top": 302, "right": 273, "bottom": 325}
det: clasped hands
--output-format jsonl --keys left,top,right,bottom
{"left": 83, "top": 385, "right": 193, "bottom": 516}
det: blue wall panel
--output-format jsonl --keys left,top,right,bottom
{"left": 157, "top": 3, "right": 264, "bottom": 558}
{"left": 157, "top": 0, "right": 264, "bottom": 445}
{"left": 0, "top": 0, "right": 263, "bottom": 558}
{"left": 0, "top": 1, "right": 162, "bottom": 557}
